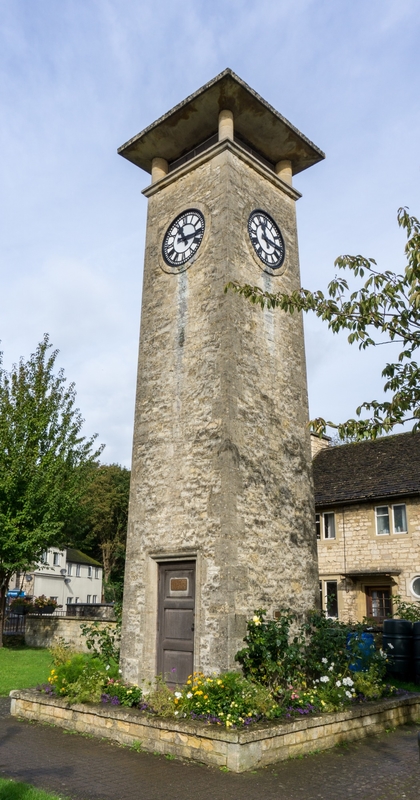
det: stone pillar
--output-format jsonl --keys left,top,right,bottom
{"left": 275, "top": 159, "right": 293, "bottom": 185}
{"left": 151, "top": 157, "right": 169, "bottom": 183}
{"left": 218, "top": 109, "right": 234, "bottom": 141}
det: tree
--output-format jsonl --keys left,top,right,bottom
{"left": 74, "top": 463, "right": 130, "bottom": 600}
{"left": 0, "top": 335, "right": 103, "bottom": 642}
{"left": 227, "top": 208, "right": 420, "bottom": 441}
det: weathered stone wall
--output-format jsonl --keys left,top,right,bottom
{"left": 317, "top": 497, "right": 420, "bottom": 622}
{"left": 10, "top": 689, "right": 420, "bottom": 773}
{"left": 121, "top": 140, "right": 319, "bottom": 685}
{"left": 25, "top": 617, "right": 117, "bottom": 652}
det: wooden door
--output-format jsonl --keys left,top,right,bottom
{"left": 157, "top": 561, "right": 195, "bottom": 687}
{"left": 366, "top": 587, "right": 392, "bottom": 623}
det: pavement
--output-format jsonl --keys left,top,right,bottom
{"left": 0, "top": 696, "right": 420, "bottom": 800}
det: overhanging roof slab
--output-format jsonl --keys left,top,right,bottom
{"left": 118, "top": 68, "right": 325, "bottom": 176}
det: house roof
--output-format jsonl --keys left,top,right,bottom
{"left": 118, "top": 68, "right": 325, "bottom": 176}
{"left": 313, "top": 431, "right": 420, "bottom": 508}
{"left": 66, "top": 548, "right": 102, "bottom": 568}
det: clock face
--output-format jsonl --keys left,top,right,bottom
{"left": 162, "top": 209, "right": 205, "bottom": 267}
{"left": 248, "top": 210, "right": 285, "bottom": 270}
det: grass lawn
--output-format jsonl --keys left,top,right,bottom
{"left": 0, "top": 778, "right": 69, "bottom": 799}
{"left": 0, "top": 647, "right": 52, "bottom": 696}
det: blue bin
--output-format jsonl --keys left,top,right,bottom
{"left": 346, "top": 632, "right": 375, "bottom": 672}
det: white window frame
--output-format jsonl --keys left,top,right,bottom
{"left": 392, "top": 504, "right": 408, "bottom": 534}
{"left": 53, "top": 552, "right": 60, "bottom": 566}
{"left": 67, "top": 597, "right": 73, "bottom": 604}
{"left": 375, "top": 504, "right": 408, "bottom": 535}
{"left": 76, "top": 564, "right": 81, "bottom": 577}
{"left": 67, "top": 563, "right": 73, "bottom": 576}
{"left": 74, "top": 597, "right": 79, "bottom": 604}
{"left": 87, "top": 566, "right": 92, "bottom": 578}
{"left": 95, "top": 567, "right": 100, "bottom": 580}
{"left": 410, "top": 576, "right": 420, "bottom": 599}
{"left": 87, "top": 594, "right": 91, "bottom": 603}
{"left": 375, "top": 505, "right": 390, "bottom": 535}
{"left": 92, "top": 595, "right": 97, "bottom": 604}
{"left": 316, "top": 512, "right": 336, "bottom": 540}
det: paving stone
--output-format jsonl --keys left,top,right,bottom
{"left": 1, "top": 703, "right": 420, "bottom": 799}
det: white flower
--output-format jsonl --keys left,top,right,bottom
{"left": 321, "top": 658, "right": 328, "bottom": 664}
{"left": 186, "top": 692, "right": 193, "bottom": 699}
{"left": 174, "top": 711, "right": 179, "bottom": 715}
{"left": 387, "top": 643, "right": 394, "bottom": 650}
{"left": 119, "top": 669, "right": 122, "bottom": 674}
{"left": 320, "top": 676, "right": 329, "bottom": 683}
{"left": 342, "top": 677, "right": 354, "bottom": 687}
{"left": 106, "top": 665, "right": 110, "bottom": 671}
{"left": 345, "top": 690, "right": 352, "bottom": 698}
{"left": 174, "top": 692, "right": 182, "bottom": 698}
{"left": 252, "top": 616, "right": 261, "bottom": 626}
{"left": 329, "top": 666, "right": 334, "bottom": 672}
{"left": 336, "top": 680, "right": 341, "bottom": 687}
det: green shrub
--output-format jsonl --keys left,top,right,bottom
{"left": 48, "top": 653, "right": 119, "bottom": 703}
{"left": 235, "top": 609, "right": 306, "bottom": 691}
{"left": 173, "top": 671, "right": 280, "bottom": 727}
{"left": 80, "top": 620, "right": 121, "bottom": 664}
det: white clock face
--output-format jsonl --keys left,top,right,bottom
{"left": 162, "top": 209, "right": 205, "bottom": 267}
{"left": 248, "top": 210, "right": 285, "bottom": 270}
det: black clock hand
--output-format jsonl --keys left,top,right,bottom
{"left": 178, "top": 228, "right": 200, "bottom": 245}
{"left": 261, "top": 227, "right": 281, "bottom": 254}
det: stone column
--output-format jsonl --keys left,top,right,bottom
{"left": 275, "top": 159, "right": 293, "bottom": 185}
{"left": 218, "top": 109, "right": 234, "bottom": 141}
{"left": 151, "top": 157, "right": 169, "bottom": 183}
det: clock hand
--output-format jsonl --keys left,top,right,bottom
{"left": 178, "top": 228, "right": 200, "bottom": 245}
{"left": 261, "top": 227, "right": 282, "bottom": 254}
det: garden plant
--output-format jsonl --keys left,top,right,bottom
{"left": 36, "top": 608, "right": 404, "bottom": 728}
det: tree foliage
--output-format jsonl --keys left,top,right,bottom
{"left": 74, "top": 463, "right": 130, "bottom": 597}
{"left": 227, "top": 208, "right": 420, "bottom": 440}
{"left": 0, "top": 335, "right": 103, "bottom": 640}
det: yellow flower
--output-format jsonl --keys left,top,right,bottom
{"left": 204, "top": 695, "right": 208, "bottom": 700}
{"left": 174, "top": 698, "right": 178, "bottom": 704}
{"left": 186, "top": 680, "right": 191, "bottom": 685}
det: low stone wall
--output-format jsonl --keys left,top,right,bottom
{"left": 10, "top": 690, "right": 420, "bottom": 772}
{"left": 25, "top": 617, "right": 117, "bottom": 652}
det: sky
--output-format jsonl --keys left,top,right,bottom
{"left": 1, "top": 0, "right": 419, "bottom": 466}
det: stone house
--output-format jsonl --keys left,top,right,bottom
{"left": 11, "top": 547, "right": 103, "bottom": 608}
{"left": 312, "top": 432, "right": 420, "bottom": 623}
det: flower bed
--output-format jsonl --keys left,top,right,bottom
{"left": 10, "top": 688, "right": 420, "bottom": 772}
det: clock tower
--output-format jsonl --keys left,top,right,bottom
{"left": 118, "top": 69, "right": 324, "bottom": 686}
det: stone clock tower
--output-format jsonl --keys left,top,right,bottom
{"left": 118, "top": 69, "right": 324, "bottom": 687}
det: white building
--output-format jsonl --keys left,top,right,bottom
{"left": 15, "top": 548, "right": 103, "bottom": 607}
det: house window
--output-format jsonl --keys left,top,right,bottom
{"left": 87, "top": 566, "right": 92, "bottom": 578}
{"left": 324, "top": 513, "right": 336, "bottom": 540}
{"left": 74, "top": 597, "right": 79, "bottom": 603}
{"left": 67, "top": 563, "right": 72, "bottom": 576}
{"left": 76, "top": 564, "right": 81, "bottom": 577}
{"left": 393, "top": 504, "right": 407, "bottom": 533}
{"left": 87, "top": 595, "right": 91, "bottom": 603}
{"left": 53, "top": 553, "right": 60, "bottom": 566}
{"left": 42, "top": 551, "right": 49, "bottom": 564}
{"left": 366, "top": 587, "right": 392, "bottom": 622}
{"left": 319, "top": 581, "right": 323, "bottom": 609}
{"left": 95, "top": 567, "right": 100, "bottom": 579}
{"left": 51, "top": 597, "right": 58, "bottom": 602}
{"left": 92, "top": 595, "right": 97, "bottom": 604}
{"left": 67, "top": 597, "right": 73, "bottom": 604}
{"left": 325, "top": 581, "right": 338, "bottom": 618}
{"left": 316, "top": 513, "right": 336, "bottom": 540}
{"left": 410, "top": 577, "right": 420, "bottom": 599}
{"left": 375, "top": 506, "right": 390, "bottom": 535}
